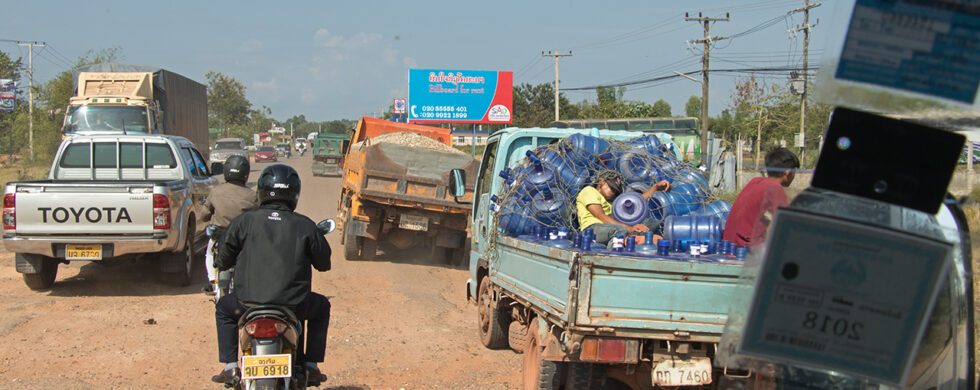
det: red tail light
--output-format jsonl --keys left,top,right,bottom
{"left": 244, "top": 318, "right": 288, "bottom": 338}
{"left": 153, "top": 194, "right": 170, "bottom": 230}
{"left": 579, "top": 337, "right": 634, "bottom": 363}
{"left": 3, "top": 193, "right": 14, "bottom": 230}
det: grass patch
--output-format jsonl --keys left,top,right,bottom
{"left": 0, "top": 160, "right": 51, "bottom": 186}
{"left": 965, "top": 203, "right": 980, "bottom": 382}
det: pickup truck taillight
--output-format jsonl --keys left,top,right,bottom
{"left": 578, "top": 337, "right": 639, "bottom": 363}
{"left": 153, "top": 194, "right": 170, "bottom": 230}
{"left": 3, "top": 193, "right": 14, "bottom": 230}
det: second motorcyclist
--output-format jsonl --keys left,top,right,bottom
{"left": 199, "top": 155, "right": 259, "bottom": 294}
{"left": 211, "top": 164, "right": 332, "bottom": 386}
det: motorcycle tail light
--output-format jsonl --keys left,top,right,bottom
{"left": 244, "top": 318, "right": 288, "bottom": 338}
{"left": 3, "top": 193, "right": 14, "bottom": 230}
{"left": 153, "top": 194, "right": 170, "bottom": 230}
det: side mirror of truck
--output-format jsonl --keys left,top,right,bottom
{"left": 210, "top": 162, "right": 224, "bottom": 176}
{"left": 316, "top": 219, "right": 336, "bottom": 235}
{"left": 448, "top": 169, "right": 470, "bottom": 204}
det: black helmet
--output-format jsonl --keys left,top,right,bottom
{"left": 223, "top": 155, "right": 250, "bottom": 184}
{"left": 257, "top": 164, "right": 301, "bottom": 210}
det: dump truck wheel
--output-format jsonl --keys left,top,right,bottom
{"left": 478, "top": 276, "right": 509, "bottom": 349}
{"left": 344, "top": 218, "right": 362, "bottom": 260}
{"left": 22, "top": 256, "right": 59, "bottom": 290}
{"left": 361, "top": 237, "right": 378, "bottom": 260}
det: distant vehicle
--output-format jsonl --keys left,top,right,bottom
{"left": 274, "top": 143, "right": 291, "bottom": 158}
{"left": 254, "top": 146, "right": 277, "bottom": 163}
{"left": 209, "top": 138, "right": 247, "bottom": 164}
{"left": 61, "top": 63, "right": 209, "bottom": 153}
{"left": 294, "top": 137, "right": 308, "bottom": 152}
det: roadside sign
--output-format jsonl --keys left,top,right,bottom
{"left": 0, "top": 79, "right": 15, "bottom": 112}
{"left": 393, "top": 98, "right": 406, "bottom": 114}
{"left": 408, "top": 69, "right": 512, "bottom": 124}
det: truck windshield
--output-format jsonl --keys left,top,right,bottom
{"left": 63, "top": 106, "right": 150, "bottom": 135}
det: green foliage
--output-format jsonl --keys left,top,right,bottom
{"left": 685, "top": 95, "right": 701, "bottom": 119}
{"left": 512, "top": 83, "right": 579, "bottom": 127}
{"left": 206, "top": 71, "right": 251, "bottom": 131}
{"left": 651, "top": 99, "right": 672, "bottom": 117}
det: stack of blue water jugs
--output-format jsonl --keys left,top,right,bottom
{"left": 493, "top": 133, "right": 731, "bottom": 241}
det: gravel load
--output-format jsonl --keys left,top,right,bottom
{"left": 357, "top": 131, "right": 464, "bottom": 154}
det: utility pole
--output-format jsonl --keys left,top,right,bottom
{"left": 685, "top": 13, "right": 728, "bottom": 166}
{"left": 542, "top": 50, "right": 572, "bottom": 122}
{"left": 790, "top": 1, "right": 820, "bottom": 168}
{"left": 17, "top": 41, "right": 44, "bottom": 161}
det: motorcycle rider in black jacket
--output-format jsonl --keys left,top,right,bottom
{"left": 211, "top": 164, "right": 332, "bottom": 386}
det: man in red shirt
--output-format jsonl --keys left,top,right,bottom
{"left": 723, "top": 147, "right": 799, "bottom": 247}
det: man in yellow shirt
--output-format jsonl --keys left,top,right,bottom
{"left": 577, "top": 170, "right": 670, "bottom": 246}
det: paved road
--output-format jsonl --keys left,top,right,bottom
{"left": 0, "top": 153, "right": 521, "bottom": 389}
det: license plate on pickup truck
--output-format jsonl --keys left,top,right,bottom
{"left": 399, "top": 214, "right": 428, "bottom": 231}
{"left": 652, "top": 356, "right": 712, "bottom": 386}
{"left": 241, "top": 354, "right": 291, "bottom": 380}
{"left": 65, "top": 244, "right": 102, "bottom": 260}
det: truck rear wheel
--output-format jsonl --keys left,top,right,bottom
{"left": 343, "top": 215, "right": 377, "bottom": 261}
{"left": 21, "top": 255, "right": 59, "bottom": 290}
{"left": 478, "top": 276, "right": 510, "bottom": 349}
{"left": 161, "top": 227, "right": 195, "bottom": 286}
{"left": 565, "top": 362, "right": 607, "bottom": 390}
{"left": 523, "top": 325, "right": 562, "bottom": 390}
{"left": 509, "top": 320, "right": 530, "bottom": 353}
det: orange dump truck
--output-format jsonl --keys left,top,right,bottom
{"left": 338, "top": 117, "right": 477, "bottom": 265}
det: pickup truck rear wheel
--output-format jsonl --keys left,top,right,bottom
{"left": 21, "top": 255, "right": 59, "bottom": 290}
{"left": 478, "top": 276, "right": 509, "bottom": 349}
{"left": 161, "top": 228, "right": 195, "bottom": 286}
{"left": 565, "top": 362, "right": 607, "bottom": 390}
{"left": 523, "top": 327, "right": 562, "bottom": 390}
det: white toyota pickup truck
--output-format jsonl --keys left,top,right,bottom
{"left": 3, "top": 134, "right": 221, "bottom": 289}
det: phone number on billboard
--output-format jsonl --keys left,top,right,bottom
{"left": 418, "top": 105, "right": 468, "bottom": 119}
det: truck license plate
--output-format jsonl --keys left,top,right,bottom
{"left": 399, "top": 214, "right": 428, "bottom": 231}
{"left": 241, "top": 354, "right": 291, "bottom": 380}
{"left": 65, "top": 244, "right": 102, "bottom": 260}
{"left": 652, "top": 357, "right": 712, "bottom": 386}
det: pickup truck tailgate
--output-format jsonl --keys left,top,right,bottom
{"left": 14, "top": 185, "right": 155, "bottom": 234}
{"left": 492, "top": 236, "right": 742, "bottom": 341}
{"left": 579, "top": 255, "right": 742, "bottom": 339}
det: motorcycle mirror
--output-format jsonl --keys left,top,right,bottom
{"left": 316, "top": 219, "right": 336, "bottom": 235}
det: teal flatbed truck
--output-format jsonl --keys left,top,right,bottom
{"left": 455, "top": 127, "right": 749, "bottom": 389}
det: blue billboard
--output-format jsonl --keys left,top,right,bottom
{"left": 0, "top": 79, "right": 14, "bottom": 112}
{"left": 408, "top": 69, "right": 513, "bottom": 124}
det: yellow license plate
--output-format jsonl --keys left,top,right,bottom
{"left": 652, "top": 357, "right": 713, "bottom": 386}
{"left": 241, "top": 354, "right": 291, "bottom": 380}
{"left": 65, "top": 244, "right": 102, "bottom": 260}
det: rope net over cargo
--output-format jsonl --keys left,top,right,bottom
{"left": 491, "top": 133, "right": 730, "bottom": 241}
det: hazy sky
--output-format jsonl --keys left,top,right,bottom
{"left": 3, "top": 0, "right": 854, "bottom": 122}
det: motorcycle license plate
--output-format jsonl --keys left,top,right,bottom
{"left": 652, "top": 356, "right": 712, "bottom": 386}
{"left": 399, "top": 214, "right": 428, "bottom": 231}
{"left": 65, "top": 244, "right": 102, "bottom": 260}
{"left": 241, "top": 354, "right": 291, "bottom": 380}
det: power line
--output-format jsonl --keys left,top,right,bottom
{"left": 563, "top": 66, "right": 818, "bottom": 91}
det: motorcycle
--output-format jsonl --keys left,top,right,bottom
{"left": 235, "top": 218, "right": 336, "bottom": 390}
{"left": 206, "top": 224, "right": 233, "bottom": 302}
